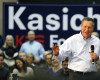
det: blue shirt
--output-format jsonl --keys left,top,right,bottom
{"left": 19, "top": 41, "right": 45, "bottom": 59}
{"left": 47, "top": 68, "right": 63, "bottom": 76}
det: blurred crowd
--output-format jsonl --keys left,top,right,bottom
{"left": 0, "top": 31, "right": 69, "bottom": 80}
{"left": 0, "top": 31, "right": 99, "bottom": 80}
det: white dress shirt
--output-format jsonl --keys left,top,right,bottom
{"left": 57, "top": 32, "right": 100, "bottom": 72}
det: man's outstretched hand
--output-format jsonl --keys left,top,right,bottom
{"left": 51, "top": 44, "right": 59, "bottom": 56}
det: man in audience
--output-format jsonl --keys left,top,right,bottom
{"left": 0, "top": 54, "right": 10, "bottom": 80}
{"left": 43, "top": 51, "right": 50, "bottom": 60}
{"left": 45, "top": 53, "right": 53, "bottom": 69}
{"left": 19, "top": 31, "right": 45, "bottom": 64}
{"left": 34, "top": 52, "right": 53, "bottom": 80}
{"left": 60, "top": 57, "right": 69, "bottom": 80}
{"left": 19, "top": 52, "right": 27, "bottom": 62}
{"left": 35, "top": 51, "right": 52, "bottom": 73}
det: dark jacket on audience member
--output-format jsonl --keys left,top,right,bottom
{"left": 59, "top": 69, "right": 69, "bottom": 80}
{"left": 1, "top": 47, "right": 18, "bottom": 68}
{"left": 0, "top": 66, "right": 10, "bottom": 80}
{"left": 1, "top": 47, "right": 18, "bottom": 58}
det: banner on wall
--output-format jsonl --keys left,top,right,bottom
{"left": 3, "top": 3, "right": 100, "bottom": 50}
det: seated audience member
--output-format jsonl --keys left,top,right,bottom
{"left": 19, "top": 52, "right": 27, "bottom": 62}
{"left": 92, "top": 32, "right": 99, "bottom": 38}
{"left": 43, "top": 51, "right": 50, "bottom": 60}
{"left": 34, "top": 52, "right": 53, "bottom": 80}
{"left": 1, "top": 35, "right": 18, "bottom": 68}
{"left": 59, "top": 57, "right": 69, "bottom": 80}
{"left": 45, "top": 53, "right": 53, "bottom": 69}
{"left": 13, "top": 58, "right": 34, "bottom": 80}
{"left": 0, "top": 54, "right": 10, "bottom": 80}
{"left": 38, "top": 51, "right": 52, "bottom": 68}
{"left": 26, "top": 53, "right": 35, "bottom": 66}
{"left": 19, "top": 31, "right": 45, "bottom": 64}
{"left": 47, "top": 56, "right": 62, "bottom": 76}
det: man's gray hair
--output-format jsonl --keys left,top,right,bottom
{"left": 81, "top": 17, "right": 94, "bottom": 27}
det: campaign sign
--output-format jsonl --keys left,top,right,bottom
{"left": 3, "top": 3, "right": 100, "bottom": 50}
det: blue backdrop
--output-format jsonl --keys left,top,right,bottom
{"left": 3, "top": 3, "right": 100, "bottom": 50}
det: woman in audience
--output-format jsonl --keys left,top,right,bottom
{"left": 1, "top": 35, "right": 18, "bottom": 68}
{"left": 19, "top": 52, "right": 35, "bottom": 73}
{"left": 13, "top": 58, "right": 34, "bottom": 80}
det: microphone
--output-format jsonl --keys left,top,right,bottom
{"left": 91, "top": 45, "right": 94, "bottom": 64}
